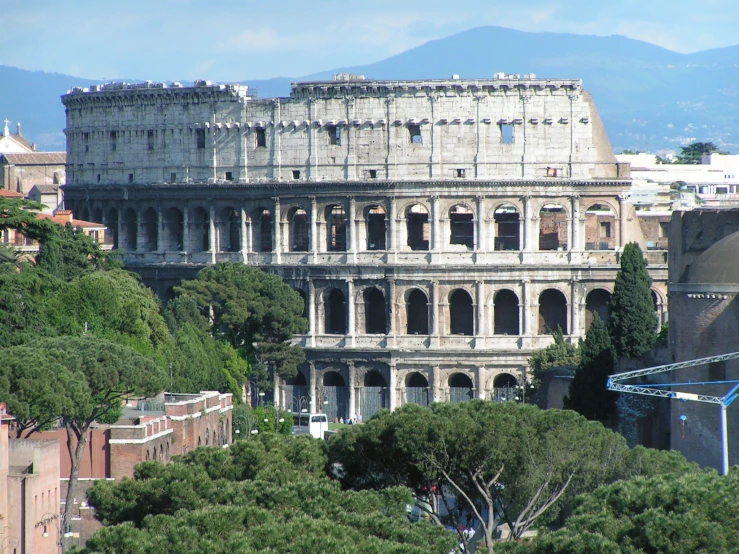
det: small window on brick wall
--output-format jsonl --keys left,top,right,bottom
{"left": 196, "top": 129, "right": 206, "bottom": 149}
{"left": 147, "top": 130, "right": 155, "bottom": 150}
{"left": 408, "top": 124, "right": 422, "bottom": 144}
{"left": 128, "top": 173, "right": 134, "bottom": 183}
{"left": 256, "top": 128, "right": 266, "bottom": 148}
{"left": 328, "top": 125, "right": 341, "bottom": 146}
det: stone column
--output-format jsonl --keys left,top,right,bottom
{"left": 475, "top": 195, "right": 484, "bottom": 252}
{"left": 240, "top": 207, "right": 248, "bottom": 263}
{"left": 246, "top": 219, "right": 253, "bottom": 255}
{"left": 347, "top": 278, "right": 355, "bottom": 347}
{"left": 570, "top": 278, "right": 579, "bottom": 337}
{"left": 310, "top": 196, "right": 318, "bottom": 264}
{"left": 157, "top": 206, "right": 165, "bottom": 253}
{"left": 431, "top": 196, "right": 441, "bottom": 252}
{"left": 389, "top": 359, "right": 397, "bottom": 412}
{"left": 430, "top": 280, "right": 440, "bottom": 347}
{"left": 182, "top": 207, "right": 189, "bottom": 252}
{"left": 618, "top": 193, "right": 628, "bottom": 248}
{"left": 348, "top": 196, "right": 357, "bottom": 263}
{"left": 136, "top": 210, "right": 145, "bottom": 251}
{"left": 388, "top": 279, "right": 397, "bottom": 347}
{"left": 475, "top": 280, "right": 485, "bottom": 348}
{"left": 523, "top": 195, "right": 533, "bottom": 251}
{"left": 520, "top": 278, "right": 529, "bottom": 336}
{"left": 432, "top": 365, "right": 441, "bottom": 403}
{"left": 272, "top": 197, "right": 281, "bottom": 264}
{"left": 209, "top": 204, "right": 217, "bottom": 264}
{"left": 117, "top": 211, "right": 124, "bottom": 252}
{"left": 477, "top": 365, "right": 487, "bottom": 400}
{"left": 388, "top": 198, "right": 398, "bottom": 263}
{"left": 348, "top": 361, "right": 357, "bottom": 421}
{"left": 308, "top": 361, "right": 317, "bottom": 413}
{"left": 308, "top": 279, "right": 316, "bottom": 347}
{"left": 571, "top": 195, "right": 581, "bottom": 252}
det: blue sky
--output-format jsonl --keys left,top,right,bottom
{"left": 2, "top": 0, "right": 737, "bottom": 81}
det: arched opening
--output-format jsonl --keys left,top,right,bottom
{"left": 122, "top": 208, "right": 137, "bottom": 250}
{"left": 106, "top": 208, "right": 119, "bottom": 249}
{"left": 197, "top": 436, "right": 202, "bottom": 447}
{"left": 218, "top": 207, "right": 241, "bottom": 252}
{"left": 163, "top": 207, "right": 184, "bottom": 251}
{"left": 366, "top": 205, "right": 386, "bottom": 250}
{"left": 92, "top": 207, "right": 103, "bottom": 224}
{"left": 406, "top": 289, "right": 429, "bottom": 335}
{"left": 361, "top": 370, "right": 387, "bottom": 419}
{"left": 539, "top": 204, "right": 567, "bottom": 251}
{"left": 325, "top": 289, "right": 346, "bottom": 335}
{"left": 81, "top": 206, "right": 91, "bottom": 222}
{"left": 494, "top": 205, "right": 520, "bottom": 250}
{"left": 494, "top": 289, "right": 520, "bottom": 335}
{"left": 449, "top": 373, "right": 473, "bottom": 403}
{"left": 406, "top": 204, "right": 429, "bottom": 251}
{"left": 290, "top": 207, "right": 309, "bottom": 252}
{"left": 539, "top": 289, "right": 568, "bottom": 334}
{"left": 364, "top": 288, "right": 386, "bottom": 334}
{"left": 146, "top": 450, "right": 150, "bottom": 461}
{"left": 449, "top": 205, "right": 474, "bottom": 249}
{"left": 584, "top": 203, "right": 616, "bottom": 251}
{"left": 164, "top": 287, "right": 176, "bottom": 304}
{"left": 326, "top": 205, "right": 347, "bottom": 251}
{"left": 586, "top": 289, "right": 612, "bottom": 330}
{"left": 256, "top": 208, "right": 273, "bottom": 252}
{"left": 141, "top": 207, "right": 158, "bottom": 252}
{"left": 492, "top": 373, "right": 518, "bottom": 402}
{"left": 285, "top": 372, "right": 308, "bottom": 414}
{"left": 405, "top": 372, "right": 429, "bottom": 406}
{"left": 205, "top": 428, "right": 210, "bottom": 446}
{"left": 166, "top": 442, "right": 169, "bottom": 460}
{"left": 191, "top": 207, "right": 209, "bottom": 252}
{"left": 322, "top": 371, "right": 347, "bottom": 421}
{"left": 160, "top": 444, "right": 164, "bottom": 460}
{"left": 449, "top": 289, "right": 474, "bottom": 336}
{"left": 652, "top": 290, "right": 665, "bottom": 327}
{"left": 152, "top": 447, "right": 157, "bottom": 461}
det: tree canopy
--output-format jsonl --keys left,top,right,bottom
{"left": 675, "top": 141, "right": 726, "bottom": 164}
{"left": 608, "top": 243, "right": 658, "bottom": 358}
{"left": 528, "top": 327, "right": 580, "bottom": 388}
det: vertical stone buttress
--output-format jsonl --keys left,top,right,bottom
{"left": 389, "top": 359, "right": 397, "bottom": 411}
{"left": 348, "top": 360, "right": 356, "bottom": 421}
{"left": 273, "top": 197, "right": 281, "bottom": 264}
{"left": 347, "top": 278, "right": 355, "bottom": 347}
{"left": 310, "top": 196, "right": 318, "bottom": 263}
{"left": 308, "top": 279, "right": 316, "bottom": 347}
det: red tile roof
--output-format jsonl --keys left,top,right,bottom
{"left": 2, "top": 152, "right": 66, "bottom": 165}
{"left": 0, "top": 189, "right": 24, "bottom": 198}
{"left": 36, "top": 211, "right": 105, "bottom": 229}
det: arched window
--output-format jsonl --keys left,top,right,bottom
{"left": 585, "top": 203, "right": 616, "bottom": 251}
{"left": 198, "top": 436, "right": 202, "bottom": 446}
{"left": 494, "top": 290, "right": 520, "bottom": 335}
{"left": 327, "top": 205, "right": 347, "bottom": 251}
{"left": 539, "top": 204, "right": 567, "bottom": 250}
{"left": 405, "top": 372, "right": 429, "bottom": 406}
{"left": 492, "top": 373, "right": 518, "bottom": 402}
{"left": 159, "top": 444, "right": 164, "bottom": 460}
{"left": 539, "top": 289, "right": 567, "bottom": 334}
{"left": 218, "top": 207, "right": 241, "bottom": 252}
{"left": 494, "top": 205, "right": 520, "bottom": 251}
{"left": 585, "top": 289, "right": 612, "bottom": 330}
{"left": 152, "top": 447, "right": 157, "bottom": 461}
{"left": 290, "top": 207, "right": 309, "bottom": 252}
{"left": 285, "top": 372, "right": 308, "bottom": 413}
{"left": 191, "top": 207, "right": 209, "bottom": 252}
{"left": 92, "top": 207, "right": 103, "bottom": 224}
{"left": 449, "top": 289, "right": 474, "bottom": 336}
{"left": 106, "top": 208, "right": 119, "bottom": 250}
{"left": 163, "top": 207, "right": 184, "bottom": 251}
{"left": 449, "top": 373, "right": 473, "bottom": 403}
{"left": 323, "top": 371, "right": 347, "bottom": 421}
{"left": 141, "top": 207, "right": 158, "bottom": 252}
{"left": 146, "top": 450, "right": 150, "bottom": 461}
{"left": 81, "top": 206, "right": 91, "bottom": 222}
{"left": 364, "top": 288, "right": 386, "bottom": 334}
{"left": 256, "top": 208, "right": 273, "bottom": 252}
{"left": 366, "top": 206, "right": 386, "bottom": 250}
{"left": 406, "top": 289, "right": 429, "bottom": 335}
{"left": 361, "top": 370, "right": 387, "bottom": 419}
{"left": 406, "top": 204, "right": 429, "bottom": 251}
{"left": 205, "top": 428, "right": 209, "bottom": 446}
{"left": 122, "top": 208, "right": 137, "bottom": 250}
{"left": 449, "top": 205, "right": 474, "bottom": 248}
{"left": 325, "top": 289, "right": 346, "bottom": 335}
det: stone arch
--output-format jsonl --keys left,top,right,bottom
{"left": 404, "top": 372, "right": 429, "bottom": 406}
{"left": 166, "top": 442, "right": 169, "bottom": 460}
{"left": 191, "top": 206, "right": 210, "bottom": 252}
{"left": 361, "top": 370, "right": 387, "bottom": 419}
{"left": 652, "top": 289, "right": 667, "bottom": 326}
{"left": 492, "top": 373, "right": 519, "bottom": 402}
{"left": 205, "top": 427, "right": 210, "bottom": 446}
{"left": 539, "top": 203, "right": 567, "bottom": 251}
{"left": 584, "top": 202, "right": 617, "bottom": 251}
{"left": 285, "top": 371, "right": 308, "bottom": 413}
{"left": 106, "top": 208, "right": 119, "bottom": 249}
{"left": 406, "top": 203, "right": 430, "bottom": 251}
{"left": 365, "top": 205, "right": 386, "bottom": 251}
{"left": 364, "top": 287, "right": 386, "bottom": 334}
{"left": 146, "top": 450, "right": 150, "bottom": 461}
{"left": 449, "top": 289, "right": 474, "bottom": 336}
{"left": 163, "top": 207, "right": 184, "bottom": 251}
{"left": 586, "top": 289, "right": 612, "bottom": 330}
{"left": 449, "top": 204, "right": 474, "bottom": 248}
{"left": 255, "top": 207, "right": 273, "bottom": 252}
{"left": 217, "top": 207, "right": 241, "bottom": 252}
{"left": 324, "top": 288, "right": 346, "bottom": 335}
{"left": 539, "top": 289, "right": 568, "bottom": 334}
{"left": 289, "top": 206, "right": 309, "bottom": 252}
{"left": 494, "top": 204, "right": 521, "bottom": 251}
{"left": 152, "top": 446, "right": 157, "bottom": 461}
{"left": 121, "top": 208, "right": 137, "bottom": 250}
{"left": 140, "top": 207, "right": 158, "bottom": 252}
{"left": 159, "top": 444, "right": 164, "bottom": 460}
{"left": 494, "top": 289, "right": 520, "bottom": 335}
{"left": 449, "top": 372, "right": 473, "bottom": 403}
{"left": 326, "top": 204, "right": 347, "bottom": 251}
{"left": 197, "top": 436, "right": 202, "bottom": 447}
{"left": 406, "top": 289, "right": 429, "bottom": 335}
{"left": 81, "top": 206, "right": 91, "bottom": 222}
{"left": 213, "top": 430, "right": 217, "bottom": 445}
{"left": 92, "top": 207, "right": 103, "bottom": 224}
{"left": 322, "top": 371, "right": 347, "bottom": 421}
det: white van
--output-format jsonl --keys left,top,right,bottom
{"left": 308, "top": 413, "right": 328, "bottom": 439}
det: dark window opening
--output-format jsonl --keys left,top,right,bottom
{"left": 106, "top": 208, "right": 119, "bottom": 250}
{"left": 364, "top": 288, "right": 387, "bottom": 334}
{"left": 291, "top": 208, "right": 309, "bottom": 252}
{"left": 218, "top": 208, "right": 240, "bottom": 252}
{"left": 449, "top": 205, "right": 474, "bottom": 248}
{"left": 97, "top": 174, "right": 101, "bottom": 183}
{"left": 327, "top": 205, "right": 347, "bottom": 251}
{"left": 170, "top": 172, "right": 177, "bottom": 183}
{"left": 585, "top": 289, "right": 611, "bottom": 331}
{"left": 408, "top": 124, "right": 422, "bottom": 144}
{"left": 147, "top": 130, "right": 155, "bottom": 150}
{"left": 141, "top": 207, "right": 158, "bottom": 252}
{"left": 406, "top": 290, "right": 429, "bottom": 335}
{"left": 539, "top": 289, "right": 567, "bottom": 334}
{"left": 494, "top": 205, "right": 520, "bottom": 250}
{"left": 196, "top": 129, "right": 206, "bottom": 149}
{"left": 366, "top": 206, "right": 386, "bottom": 251}
{"left": 256, "top": 128, "right": 266, "bottom": 148}
{"left": 449, "top": 289, "right": 474, "bottom": 336}
{"left": 325, "top": 289, "right": 347, "bottom": 335}
{"left": 292, "top": 170, "right": 300, "bottom": 180}
{"left": 122, "top": 209, "right": 137, "bottom": 250}
{"left": 192, "top": 207, "right": 210, "bottom": 252}
{"left": 449, "top": 373, "right": 473, "bottom": 403}
{"left": 164, "top": 207, "right": 184, "bottom": 251}
{"left": 492, "top": 373, "right": 519, "bottom": 402}
{"left": 494, "top": 290, "right": 519, "bottom": 335}
{"left": 456, "top": 168, "right": 466, "bottom": 178}
{"left": 368, "top": 169, "right": 377, "bottom": 179}
{"left": 406, "top": 205, "right": 429, "bottom": 251}
{"left": 328, "top": 125, "right": 341, "bottom": 146}
{"left": 110, "top": 131, "right": 117, "bottom": 151}
{"left": 128, "top": 173, "right": 134, "bottom": 183}
{"left": 258, "top": 210, "right": 273, "bottom": 252}
{"left": 225, "top": 171, "right": 233, "bottom": 181}
{"left": 500, "top": 123, "right": 514, "bottom": 144}
{"left": 539, "top": 205, "right": 567, "bottom": 251}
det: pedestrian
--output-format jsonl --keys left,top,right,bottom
{"left": 339, "top": 417, "right": 344, "bottom": 425}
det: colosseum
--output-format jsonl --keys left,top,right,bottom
{"left": 61, "top": 74, "right": 668, "bottom": 421}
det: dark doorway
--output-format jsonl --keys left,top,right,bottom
{"left": 449, "top": 205, "right": 474, "bottom": 248}
{"left": 449, "top": 373, "right": 473, "bottom": 403}
{"left": 364, "top": 288, "right": 386, "bottom": 334}
{"left": 406, "top": 289, "right": 429, "bottom": 335}
{"left": 494, "top": 289, "right": 519, "bottom": 335}
{"left": 284, "top": 372, "right": 308, "bottom": 414}
{"left": 494, "top": 205, "right": 520, "bottom": 250}
{"left": 405, "top": 372, "right": 429, "bottom": 406}
{"left": 366, "top": 206, "right": 386, "bottom": 250}
{"left": 325, "top": 289, "right": 347, "bottom": 335}
{"left": 361, "top": 371, "right": 387, "bottom": 419}
{"left": 492, "top": 373, "right": 518, "bottom": 402}
{"left": 406, "top": 204, "right": 429, "bottom": 251}
{"left": 449, "top": 289, "right": 474, "bottom": 336}
{"left": 539, "top": 289, "right": 567, "bottom": 334}
{"left": 323, "top": 372, "right": 347, "bottom": 421}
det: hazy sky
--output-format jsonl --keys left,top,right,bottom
{"left": 2, "top": 0, "right": 737, "bottom": 81}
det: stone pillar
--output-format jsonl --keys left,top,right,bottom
{"left": 523, "top": 195, "right": 533, "bottom": 251}
{"left": 246, "top": 219, "right": 253, "bottom": 255}
{"left": 520, "top": 279, "right": 529, "bottom": 336}
{"left": 136, "top": 210, "right": 145, "bottom": 251}
{"left": 310, "top": 196, "right": 318, "bottom": 264}
{"left": 570, "top": 278, "right": 579, "bottom": 337}
{"left": 618, "top": 193, "right": 628, "bottom": 248}
{"left": 432, "top": 365, "right": 441, "bottom": 403}
{"left": 475, "top": 195, "right": 484, "bottom": 252}
{"left": 430, "top": 280, "right": 439, "bottom": 347}
{"left": 240, "top": 207, "right": 248, "bottom": 262}
{"left": 348, "top": 196, "right": 357, "bottom": 263}
{"left": 571, "top": 195, "right": 581, "bottom": 252}
{"left": 273, "top": 370, "right": 281, "bottom": 409}
{"left": 388, "top": 279, "right": 397, "bottom": 347}
{"left": 475, "top": 280, "right": 485, "bottom": 347}
{"left": 272, "top": 197, "right": 281, "bottom": 264}
{"left": 157, "top": 206, "right": 165, "bottom": 253}
{"left": 389, "top": 359, "right": 397, "bottom": 412}
{"left": 309, "top": 361, "right": 317, "bottom": 413}
{"left": 477, "top": 366, "right": 487, "bottom": 400}
{"left": 347, "top": 278, "right": 355, "bottom": 347}
{"left": 308, "top": 279, "right": 316, "bottom": 347}
{"left": 209, "top": 204, "right": 217, "bottom": 264}
{"left": 348, "top": 361, "right": 357, "bottom": 421}
{"left": 182, "top": 207, "right": 189, "bottom": 252}
{"left": 388, "top": 198, "right": 398, "bottom": 263}
{"left": 431, "top": 196, "right": 441, "bottom": 252}
{"left": 117, "top": 211, "right": 124, "bottom": 251}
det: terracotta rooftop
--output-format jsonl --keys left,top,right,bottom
{"left": 0, "top": 189, "right": 24, "bottom": 198}
{"left": 2, "top": 152, "right": 66, "bottom": 165}
{"left": 36, "top": 210, "right": 105, "bottom": 229}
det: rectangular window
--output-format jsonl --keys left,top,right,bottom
{"left": 195, "top": 129, "right": 206, "bottom": 149}
{"left": 408, "top": 124, "right": 422, "bottom": 144}
{"left": 547, "top": 167, "right": 558, "bottom": 177}
{"left": 659, "top": 222, "right": 669, "bottom": 238}
{"left": 110, "top": 131, "right": 117, "bottom": 151}
{"left": 368, "top": 169, "right": 377, "bottom": 179}
{"left": 500, "top": 123, "right": 514, "bottom": 144}
{"left": 292, "top": 170, "right": 300, "bottom": 180}
{"left": 97, "top": 174, "right": 101, "bottom": 182}
{"left": 599, "top": 222, "right": 611, "bottom": 239}
{"left": 255, "top": 128, "right": 266, "bottom": 148}
{"left": 147, "top": 130, "right": 155, "bottom": 150}
{"left": 328, "top": 125, "right": 341, "bottom": 146}
{"left": 84, "top": 132, "right": 89, "bottom": 152}
{"left": 717, "top": 186, "right": 728, "bottom": 194}
{"left": 225, "top": 171, "right": 233, "bottom": 181}
{"left": 456, "top": 168, "right": 466, "bottom": 178}
{"left": 170, "top": 172, "right": 177, "bottom": 182}
{"left": 128, "top": 173, "right": 134, "bottom": 183}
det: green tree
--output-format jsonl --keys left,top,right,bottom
{"left": 0, "top": 336, "right": 167, "bottom": 551}
{"left": 37, "top": 222, "right": 121, "bottom": 281}
{"left": 175, "top": 263, "right": 307, "bottom": 389}
{"left": 564, "top": 313, "right": 618, "bottom": 422}
{"left": 0, "top": 196, "right": 56, "bottom": 242}
{"left": 608, "top": 243, "right": 658, "bottom": 358}
{"left": 675, "top": 141, "right": 726, "bottom": 164}
{"left": 528, "top": 327, "right": 580, "bottom": 388}
{"left": 498, "top": 469, "right": 730, "bottom": 554}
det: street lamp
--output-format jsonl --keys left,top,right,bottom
{"left": 233, "top": 412, "right": 259, "bottom": 439}
{"left": 263, "top": 404, "right": 285, "bottom": 433}
{"left": 0, "top": 527, "right": 19, "bottom": 554}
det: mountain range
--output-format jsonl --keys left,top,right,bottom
{"left": 2, "top": 26, "right": 738, "bottom": 153}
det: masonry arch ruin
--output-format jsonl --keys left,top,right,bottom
{"left": 326, "top": 204, "right": 347, "bottom": 251}
{"left": 361, "top": 370, "right": 387, "bottom": 419}
{"left": 141, "top": 207, "right": 158, "bottom": 252}
{"left": 322, "top": 371, "right": 347, "bottom": 421}
{"left": 121, "top": 208, "right": 137, "bottom": 250}
{"left": 449, "top": 289, "right": 474, "bottom": 336}
{"left": 494, "top": 204, "right": 521, "bottom": 250}
{"left": 404, "top": 372, "right": 429, "bottom": 406}
{"left": 585, "top": 288, "right": 612, "bottom": 330}
{"left": 449, "top": 204, "right": 474, "bottom": 249}
{"left": 406, "top": 289, "right": 429, "bottom": 335}
{"left": 539, "top": 203, "right": 567, "bottom": 251}
{"left": 449, "top": 372, "right": 473, "bottom": 403}
{"left": 363, "top": 287, "right": 387, "bottom": 334}
{"left": 539, "top": 289, "right": 568, "bottom": 334}
{"left": 365, "top": 205, "right": 386, "bottom": 251}
{"left": 324, "top": 288, "right": 347, "bottom": 335}
{"left": 217, "top": 207, "right": 240, "bottom": 252}
{"left": 406, "top": 204, "right": 430, "bottom": 251}
{"left": 163, "top": 207, "right": 184, "bottom": 251}
{"left": 289, "top": 207, "right": 309, "bottom": 252}
{"left": 493, "top": 289, "right": 519, "bottom": 335}
{"left": 492, "top": 373, "right": 518, "bottom": 402}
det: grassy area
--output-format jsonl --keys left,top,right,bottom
{"left": 328, "top": 423, "right": 349, "bottom": 430}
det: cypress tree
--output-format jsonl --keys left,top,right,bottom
{"left": 608, "top": 242, "right": 658, "bottom": 358}
{"left": 565, "top": 313, "right": 618, "bottom": 421}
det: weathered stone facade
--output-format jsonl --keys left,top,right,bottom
{"left": 62, "top": 76, "right": 667, "bottom": 421}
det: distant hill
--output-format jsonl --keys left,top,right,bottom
{"left": 3, "top": 26, "right": 739, "bottom": 152}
